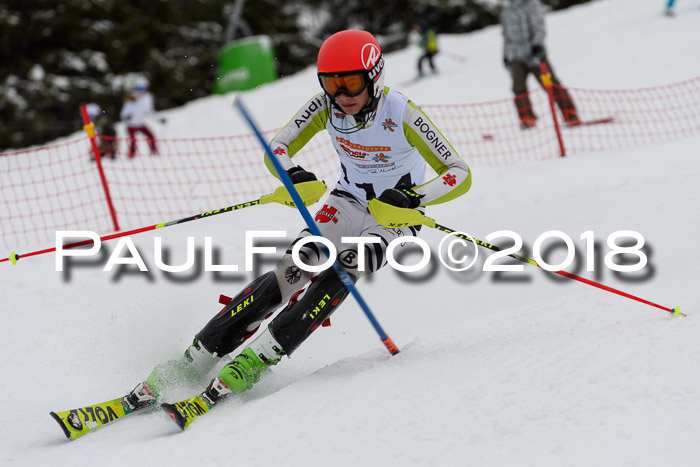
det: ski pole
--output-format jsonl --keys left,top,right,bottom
{"left": 441, "top": 50, "right": 467, "bottom": 63}
{"left": 234, "top": 97, "right": 400, "bottom": 356}
{"left": 365, "top": 203, "right": 684, "bottom": 318}
{"left": 2, "top": 182, "right": 327, "bottom": 266}
{"left": 432, "top": 222, "right": 684, "bottom": 317}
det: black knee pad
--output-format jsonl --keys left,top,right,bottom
{"left": 268, "top": 268, "right": 353, "bottom": 356}
{"left": 196, "top": 271, "right": 282, "bottom": 356}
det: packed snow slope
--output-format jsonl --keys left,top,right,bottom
{"left": 3, "top": 1, "right": 699, "bottom": 466}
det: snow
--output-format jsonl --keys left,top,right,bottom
{"left": 28, "top": 64, "right": 46, "bottom": 81}
{"left": 3, "top": 0, "right": 700, "bottom": 466}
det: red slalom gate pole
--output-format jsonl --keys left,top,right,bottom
{"left": 80, "top": 104, "right": 120, "bottom": 231}
{"left": 539, "top": 61, "right": 566, "bottom": 157}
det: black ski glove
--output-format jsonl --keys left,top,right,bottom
{"left": 376, "top": 187, "right": 422, "bottom": 209}
{"left": 503, "top": 56, "right": 511, "bottom": 69}
{"left": 531, "top": 44, "right": 546, "bottom": 61}
{"left": 286, "top": 166, "right": 317, "bottom": 184}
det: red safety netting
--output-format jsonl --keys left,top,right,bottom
{"left": 0, "top": 138, "right": 114, "bottom": 249}
{"left": 421, "top": 76, "right": 700, "bottom": 163}
{"left": 0, "top": 131, "right": 339, "bottom": 251}
{"left": 96, "top": 131, "right": 340, "bottom": 229}
{"left": 556, "top": 78, "right": 700, "bottom": 153}
{"left": 423, "top": 90, "right": 565, "bottom": 167}
{"left": 2, "top": 77, "right": 699, "bottom": 251}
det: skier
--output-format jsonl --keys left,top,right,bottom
{"left": 122, "top": 29, "right": 472, "bottom": 419}
{"left": 500, "top": 0, "right": 580, "bottom": 129}
{"left": 85, "top": 103, "right": 117, "bottom": 159}
{"left": 414, "top": 22, "right": 439, "bottom": 78}
{"left": 120, "top": 83, "right": 158, "bottom": 157}
{"left": 664, "top": 0, "right": 677, "bottom": 16}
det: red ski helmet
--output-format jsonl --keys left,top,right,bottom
{"left": 317, "top": 30, "right": 385, "bottom": 101}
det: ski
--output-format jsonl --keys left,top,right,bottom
{"left": 160, "top": 392, "right": 216, "bottom": 431}
{"left": 566, "top": 116, "right": 614, "bottom": 127}
{"left": 399, "top": 72, "right": 440, "bottom": 87}
{"left": 49, "top": 382, "right": 155, "bottom": 440}
{"left": 484, "top": 116, "right": 614, "bottom": 140}
{"left": 50, "top": 396, "right": 137, "bottom": 440}
{"left": 160, "top": 377, "right": 231, "bottom": 431}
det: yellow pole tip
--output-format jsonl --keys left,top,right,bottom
{"left": 9, "top": 251, "right": 18, "bottom": 265}
{"left": 673, "top": 306, "right": 682, "bottom": 317}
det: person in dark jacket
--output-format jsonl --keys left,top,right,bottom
{"left": 501, "top": 0, "right": 580, "bottom": 129}
{"left": 86, "top": 103, "right": 117, "bottom": 159}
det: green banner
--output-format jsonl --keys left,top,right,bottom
{"left": 214, "top": 35, "right": 277, "bottom": 94}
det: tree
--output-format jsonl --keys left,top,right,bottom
{"left": 0, "top": 0, "right": 594, "bottom": 150}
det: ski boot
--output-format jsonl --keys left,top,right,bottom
{"left": 212, "top": 328, "right": 285, "bottom": 400}
{"left": 563, "top": 109, "right": 581, "bottom": 127}
{"left": 519, "top": 116, "right": 537, "bottom": 130}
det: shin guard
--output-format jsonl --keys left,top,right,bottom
{"left": 196, "top": 271, "right": 282, "bottom": 356}
{"left": 268, "top": 268, "right": 352, "bottom": 356}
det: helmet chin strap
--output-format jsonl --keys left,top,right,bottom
{"left": 325, "top": 93, "right": 381, "bottom": 134}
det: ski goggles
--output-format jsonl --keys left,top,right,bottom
{"left": 318, "top": 72, "right": 368, "bottom": 98}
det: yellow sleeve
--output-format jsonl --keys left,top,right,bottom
{"left": 264, "top": 93, "right": 330, "bottom": 180}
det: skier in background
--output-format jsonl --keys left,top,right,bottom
{"left": 85, "top": 103, "right": 117, "bottom": 159}
{"left": 501, "top": 0, "right": 580, "bottom": 129}
{"left": 664, "top": 0, "right": 677, "bottom": 16}
{"left": 120, "top": 83, "right": 158, "bottom": 157}
{"left": 414, "top": 22, "right": 439, "bottom": 78}
{"left": 123, "top": 30, "right": 472, "bottom": 419}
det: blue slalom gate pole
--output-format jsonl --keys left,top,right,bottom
{"left": 235, "top": 98, "right": 400, "bottom": 356}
